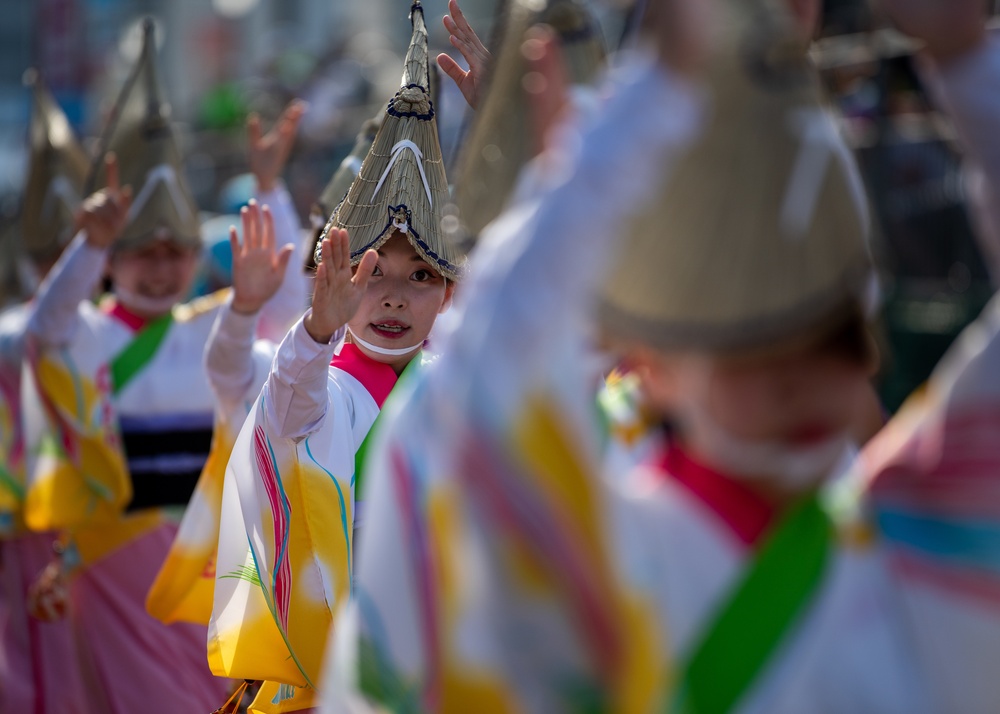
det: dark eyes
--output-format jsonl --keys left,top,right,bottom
{"left": 368, "top": 265, "right": 435, "bottom": 281}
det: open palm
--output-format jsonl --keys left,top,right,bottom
{"left": 436, "top": 0, "right": 491, "bottom": 109}
{"left": 304, "top": 229, "right": 378, "bottom": 344}
{"left": 230, "top": 199, "right": 295, "bottom": 315}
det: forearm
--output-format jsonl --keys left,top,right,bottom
{"left": 256, "top": 183, "right": 310, "bottom": 341}
{"left": 205, "top": 298, "right": 260, "bottom": 415}
{"left": 26, "top": 232, "right": 106, "bottom": 347}
{"left": 262, "top": 311, "right": 345, "bottom": 440}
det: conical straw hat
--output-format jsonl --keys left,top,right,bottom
{"left": 597, "top": 0, "right": 873, "bottom": 354}
{"left": 452, "top": 0, "right": 606, "bottom": 241}
{"left": 88, "top": 18, "right": 201, "bottom": 252}
{"left": 21, "top": 70, "right": 90, "bottom": 263}
{"left": 320, "top": 0, "right": 463, "bottom": 280}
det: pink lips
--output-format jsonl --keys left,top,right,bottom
{"left": 786, "top": 423, "right": 834, "bottom": 447}
{"left": 370, "top": 320, "right": 410, "bottom": 340}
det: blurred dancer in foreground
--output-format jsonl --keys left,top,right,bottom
{"left": 324, "top": 0, "right": 1000, "bottom": 711}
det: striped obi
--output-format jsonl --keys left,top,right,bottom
{"left": 120, "top": 411, "right": 214, "bottom": 512}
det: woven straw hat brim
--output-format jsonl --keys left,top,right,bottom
{"left": 598, "top": 0, "right": 874, "bottom": 355}
{"left": 88, "top": 19, "right": 201, "bottom": 253}
{"left": 324, "top": 1, "right": 463, "bottom": 280}
{"left": 21, "top": 71, "right": 90, "bottom": 263}
{"left": 453, "top": 0, "right": 606, "bottom": 240}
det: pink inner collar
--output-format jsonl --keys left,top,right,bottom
{"left": 102, "top": 299, "right": 148, "bottom": 332}
{"left": 331, "top": 343, "right": 400, "bottom": 408}
{"left": 661, "top": 445, "right": 777, "bottom": 547}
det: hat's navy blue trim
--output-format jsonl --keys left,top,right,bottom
{"left": 350, "top": 204, "right": 459, "bottom": 276}
{"left": 386, "top": 84, "right": 435, "bottom": 121}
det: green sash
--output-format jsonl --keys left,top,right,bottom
{"left": 673, "top": 496, "right": 833, "bottom": 714}
{"left": 109, "top": 312, "right": 174, "bottom": 396}
{"left": 352, "top": 355, "right": 422, "bottom": 502}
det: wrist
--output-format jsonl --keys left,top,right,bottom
{"left": 83, "top": 231, "right": 113, "bottom": 251}
{"left": 230, "top": 296, "right": 263, "bottom": 316}
{"left": 303, "top": 311, "right": 338, "bottom": 344}
{"left": 255, "top": 176, "right": 277, "bottom": 194}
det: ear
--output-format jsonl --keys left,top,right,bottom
{"left": 439, "top": 279, "right": 457, "bottom": 314}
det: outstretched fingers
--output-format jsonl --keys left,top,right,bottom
{"left": 229, "top": 225, "right": 241, "bottom": 263}
{"left": 246, "top": 112, "right": 263, "bottom": 148}
{"left": 105, "top": 153, "right": 120, "bottom": 193}
{"left": 261, "top": 204, "right": 275, "bottom": 253}
{"left": 352, "top": 249, "right": 378, "bottom": 292}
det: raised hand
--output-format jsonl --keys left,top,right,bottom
{"left": 436, "top": 0, "right": 491, "bottom": 109}
{"left": 879, "top": 0, "right": 986, "bottom": 64}
{"left": 247, "top": 99, "right": 307, "bottom": 193}
{"left": 303, "top": 228, "right": 378, "bottom": 344}
{"left": 77, "top": 153, "right": 132, "bottom": 250}
{"left": 229, "top": 199, "right": 295, "bottom": 315}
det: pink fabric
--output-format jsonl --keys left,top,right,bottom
{"left": 661, "top": 446, "right": 777, "bottom": 547}
{"left": 0, "top": 533, "right": 89, "bottom": 714}
{"left": 101, "top": 300, "right": 146, "bottom": 332}
{"left": 70, "top": 523, "right": 230, "bottom": 714}
{"left": 331, "top": 344, "right": 399, "bottom": 408}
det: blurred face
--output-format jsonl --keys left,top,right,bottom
{"left": 634, "top": 331, "right": 875, "bottom": 493}
{"left": 109, "top": 239, "right": 199, "bottom": 318}
{"left": 348, "top": 233, "right": 455, "bottom": 373}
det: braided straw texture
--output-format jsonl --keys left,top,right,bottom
{"left": 324, "top": 2, "right": 464, "bottom": 279}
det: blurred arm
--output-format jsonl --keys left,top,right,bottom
{"left": 204, "top": 297, "right": 261, "bottom": 416}
{"left": 26, "top": 232, "right": 106, "bottom": 348}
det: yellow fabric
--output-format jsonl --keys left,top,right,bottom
{"left": 250, "top": 681, "right": 318, "bottom": 713}
{"left": 146, "top": 424, "right": 236, "bottom": 625}
{"left": 24, "top": 354, "right": 130, "bottom": 533}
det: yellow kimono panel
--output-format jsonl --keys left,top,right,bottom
{"left": 24, "top": 348, "right": 129, "bottom": 532}
{"left": 211, "top": 362, "right": 380, "bottom": 688}
{"left": 146, "top": 421, "right": 237, "bottom": 625}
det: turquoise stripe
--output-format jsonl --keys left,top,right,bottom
{"left": 876, "top": 508, "right": 1000, "bottom": 574}
{"left": 304, "top": 437, "right": 353, "bottom": 589}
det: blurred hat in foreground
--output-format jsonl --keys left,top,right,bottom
{"left": 598, "top": 0, "right": 874, "bottom": 355}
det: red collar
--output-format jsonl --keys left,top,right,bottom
{"left": 330, "top": 343, "right": 400, "bottom": 408}
{"left": 661, "top": 445, "right": 777, "bottom": 547}
{"left": 102, "top": 299, "right": 148, "bottom": 332}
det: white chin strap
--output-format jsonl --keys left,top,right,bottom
{"left": 113, "top": 287, "right": 181, "bottom": 316}
{"left": 347, "top": 327, "right": 422, "bottom": 357}
{"left": 680, "top": 398, "right": 852, "bottom": 490}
